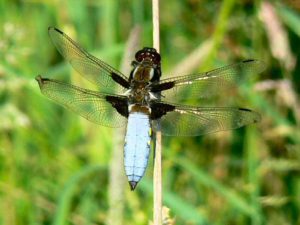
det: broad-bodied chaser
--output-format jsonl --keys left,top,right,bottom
{"left": 36, "top": 27, "right": 264, "bottom": 190}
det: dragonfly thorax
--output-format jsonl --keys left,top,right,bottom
{"left": 128, "top": 84, "right": 152, "bottom": 105}
{"left": 127, "top": 49, "right": 161, "bottom": 105}
{"left": 129, "top": 47, "right": 161, "bottom": 83}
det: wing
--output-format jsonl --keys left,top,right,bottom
{"left": 35, "top": 75, "right": 128, "bottom": 128}
{"left": 151, "top": 60, "right": 265, "bottom": 101}
{"left": 48, "top": 27, "right": 130, "bottom": 92}
{"left": 151, "top": 102, "right": 261, "bottom": 136}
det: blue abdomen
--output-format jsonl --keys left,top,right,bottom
{"left": 124, "top": 112, "right": 151, "bottom": 190}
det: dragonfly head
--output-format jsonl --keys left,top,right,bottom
{"left": 135, "top": 47, "right": 161, "bottom": 65}
{"left": 131, "top": 47, "right": 161, "bottom": 82}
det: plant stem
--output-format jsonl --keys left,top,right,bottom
{"left": 152, "top": 0, "right": 160, "bottom": 51}
{"left": 152, "top": 0, "right": 162, "bottom": 225}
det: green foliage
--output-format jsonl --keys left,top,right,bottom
{"left": 1, "top": 0, "right": 300, "bottom": 224}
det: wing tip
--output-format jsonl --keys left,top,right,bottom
{"left": 35, "top": 75, "right": 49, "bottom": 87}
{"left": 35, "top": 75, "right": 42, "bottom": 83}
{"left": 48, "top": 26, "right": 63, "bottom": 34}
{"left": 239, "top": 107, "right": 262, "bottom": 123}
{"left": 242, "top": 59, "right": 255, "bottom": 63}
{"left": 242, "top": 59, "right": 266, "bottom": 73}
{"left": 238, "top": 107, "right": 252, "bottom": 112}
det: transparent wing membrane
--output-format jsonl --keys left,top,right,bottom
{"left": 36, "top": 75, "right": 127, "bottom": 128}
{"left": 153, "top": 103, "right": 261, "bottom": 136}
{"left": 48, "top": 27, "right": 128, "bottom": 93}
{"left": 158, "top": 60, "right": 265, "bottom": 101}
{"left": 38, "top": 29, "right": 263, "bottom": 136}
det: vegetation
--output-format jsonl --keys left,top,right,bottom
{"left": 1, "top": 0, "right": 300, "bottom": 224}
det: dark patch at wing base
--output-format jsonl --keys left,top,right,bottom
{"left": 150, "top": 81, "right": 175, "bottom": 92}
{"left": 111, "top": 72, "right": 130, "bottom": 89}
{"left": 150, "top": 102, "right": 175, "bottom": 120}
{"left": 106, "top": 96, "right": 129, "bottom": 118}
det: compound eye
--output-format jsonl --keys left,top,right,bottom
{"left": 135, "top": 48, "right": 161, "bottom": 64}
{"left": 152, "top": 54, "right": 161, "bottom": 64}
{"left": 136, "top": 54, "right": 142, "bottom": 62}
{"left": 135, "top": 50, "right": 144, "bottom": 62}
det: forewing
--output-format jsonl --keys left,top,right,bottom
{"left": 156, "top": 60, "right": 265, "bottom": 101}
{"left": 36, "top": 75, "right": 127, "bottom": 128}
{"left": 48, "top": 27, "right": 129, "bottom": 92}
{"left": 153, "top": 103, "right": 261, "bottom": 136}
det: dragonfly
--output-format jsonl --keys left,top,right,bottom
{"left": 36, "top": 27, "right": 265, "bottom": 191}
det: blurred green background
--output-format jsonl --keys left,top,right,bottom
{"left": 1, "top": 0, "right": 300, "bottom": 224}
